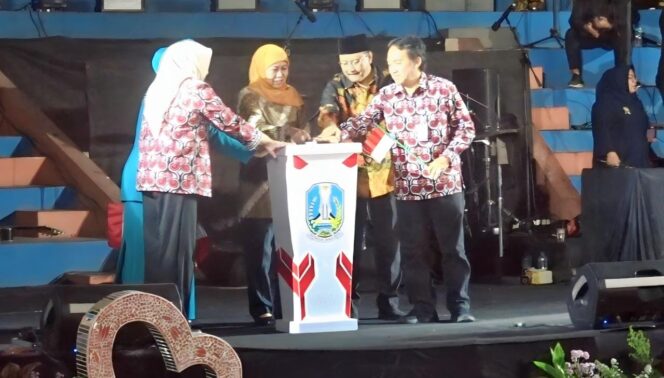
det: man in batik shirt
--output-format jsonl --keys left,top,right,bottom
{"left": 318, "top": 34, "right": 404, "bottom": 320}
{"left": 339, "top": 36, "right": 476, "bottom": 324}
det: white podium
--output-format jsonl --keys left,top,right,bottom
{"left": 267, "top": 143, "right": 362, "bottom": 333}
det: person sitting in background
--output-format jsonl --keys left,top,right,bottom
{"left": 237, "top": 44, "right": 310, "bottom": 326}
{"left": 565, "top": 0, "right": 636, "bottom": 88}
{"left": 591, "top": 65, "right": 651, "bottom": 168}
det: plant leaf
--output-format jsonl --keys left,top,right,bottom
{"left": 533, "top": 361, "right": 566, "bottom": 378}
{"left": 551, "top": 343, "right": 566, "bottom": 368}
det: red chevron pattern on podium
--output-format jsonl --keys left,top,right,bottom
{"left": 277, "top": 247, "right": 316, "bottom": 320}
{"left": 335, "top": 252, "right": 353, "bottom": 317}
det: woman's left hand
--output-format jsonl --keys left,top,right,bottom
{"left": 256, "top": 133, "right": 288, "bottom": 158}
{"left": 291, "top": 129, "right": 311, "bottom": 144}
{"left": 314, "top": 125, "right": 342, "bottom": 143}
{"left": 606, "top": 151, "right": 621, "bottom": 167}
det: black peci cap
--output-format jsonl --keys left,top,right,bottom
{"left": 338, "top": 34, "right": 370, "bottom": 55}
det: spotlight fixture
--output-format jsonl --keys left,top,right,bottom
{"left": 212, "top": 0, "right": 258, "bottom": 11}
{"left": 356, "top": 0, "right": 404, "bottom": 10}
{"left": 31, "top": 0, "right": 67, "bottom": 11}
{"left": 98, "top": 0, "right": 144, "bottom": 11}
{"left": 306, "top": 0, "right": 336, "bottom": 10}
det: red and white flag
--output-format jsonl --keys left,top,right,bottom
{"left": 362, "top": 127, "right": 394, "bottom": 163}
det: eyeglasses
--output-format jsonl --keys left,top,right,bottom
{"left": 339, "top": 54, "right": 368, "bottom": 68}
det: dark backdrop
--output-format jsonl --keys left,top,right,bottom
{"left": 0, "top": 37, "right": 532, "bottom": 240}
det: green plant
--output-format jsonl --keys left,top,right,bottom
{"left": 533, "top": 343, "right": 569, "bottom": 378}
{"left": 533, "top": 328, "right": 660, "bottom": 378}
{"left": 595, "top": 358, "right": 626, "bottom": 378}
{"left": 628, "top": 326, "right": 653, "bottom": 368}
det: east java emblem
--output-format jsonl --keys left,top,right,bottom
{"left": 306, "top": 182, "right": 344, "bottom": 239}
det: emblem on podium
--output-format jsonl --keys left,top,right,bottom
{"left": 306, "top": 182, "right": 344, "bottom": 239}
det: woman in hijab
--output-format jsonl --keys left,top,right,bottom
{"left": 591, "top": 65, "right": 651, "bottom": 168}
{"left": 117, "top": 48, "right": 167, "bottom": 288}
{"left": 117, "top": 45, "right": 257, "bottom": 318}
{"left": 237, "top": 44, "right": 310, "bottom": 326}
{"left": 136, "top": 40, "right": 285, "bottom": 316}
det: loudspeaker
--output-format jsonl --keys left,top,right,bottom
{"left": 0, "top": 286, "right": 52, "bottom": 331}
{"left": 41, "top": 284, "right": 181, "bottom": 358}
{"left": 568, "top": 261, "right": 664, "bottom": 329}
{"left": 452, "top": 68, "right": 498, "bottom": 131}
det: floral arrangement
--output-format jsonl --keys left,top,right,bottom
{"left": 533, "top": 327, "right": 659, "bottom": 378}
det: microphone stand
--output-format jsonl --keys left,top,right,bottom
{"left": 524, "top": 0, "right": 565, "bottom": 48}
{"left": 504, "top": 16, "right": 537, "bottom": 227}
{"left": 283, "top": 13, "right": 305, "bottom": 55}
{"left": 284, "top": 0, "right": 320, "bottom": 54}
{"left": 461, "top": 92, "right": 494, "bottom": 233}
{"left": 462, "top": 84, "right": 505, "bottom": 272}
{"left": 461, "top": 86, "right": 510, "bottom": 279}
{"left": 495, "top": 76, "right": 504, "bottom": 265}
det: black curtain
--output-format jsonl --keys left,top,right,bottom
{"left": 581, "top": 168, "right": 664, "bottom": 262}
{"left": 0, "top": 37, "right": 530, "bottom": 229}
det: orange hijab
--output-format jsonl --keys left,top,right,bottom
{"left": 248, "top": 44, "right": 304, "bottom": 107}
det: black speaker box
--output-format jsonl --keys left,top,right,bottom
{"left": 568, "top": 261, "right": 664, "bottom": 329}
{"left": 0, "top": 286, "right": 53, "bottom": 331}
{"left": 452, "top": 68, "right": 498, "bottom": 131}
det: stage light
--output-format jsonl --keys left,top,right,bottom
{"left": 294, "top": 0, "right": 317, "bottom": 22}
{"left": 356, "top": 0, "right": 404, "bottom": 10}
{"left": 31, "top": 0, "right": 67, "bottom": 11}
{"left": 305, "top": 0, "right": 336, "bottom": 10}
{"left": 98, "top": 0, "right": 144, "bottom": 11}
{"left": 213, "top": 0, "right": 258, "bottom": 11}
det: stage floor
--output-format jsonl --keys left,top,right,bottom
{"left": 195, "top": 281, "right": 647, "bottom": 378}
{"left": 197, "top": 279, "right": 580, "bottom": 350}
{"left": 4, "top": 280, "right": 664, "bottom": 378}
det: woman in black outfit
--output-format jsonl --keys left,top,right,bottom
{"left": 591, "top": 65, "right": 651, "bottom": 168}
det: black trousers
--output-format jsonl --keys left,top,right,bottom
{"left": 242, "top": 218, "right": 281, "bottom": 320}
{"left": 565, "top": 28, "right": 628, "bottom": 71}
{"left": 352, "top": 194, "right": 401, "bottom": 317}
{"left": 396, "top": 193, "right": 471, "bottom": 317}
{"left": 142, "top": 192, "right": 197, "bottom": 314}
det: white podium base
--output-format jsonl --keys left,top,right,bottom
{"left": 276, "top": 318, "right": 358, "bottom": 334}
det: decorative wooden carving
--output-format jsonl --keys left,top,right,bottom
{"left": 76, "top": 290, "right": 241, "bottom": 378}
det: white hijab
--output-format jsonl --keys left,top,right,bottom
{"left": 142, "top": 39, "right": 213, "bottom": 136}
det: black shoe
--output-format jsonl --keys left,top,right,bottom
{"left": 378, "top": 308, "right": 407, "bottom": 321}
{"left": 254, "top": 313, "right": 275, "bottom": 326}
{"left": 568, "top": 74, "right": 584, "bottom": 88}
{"left": 451, "top": 313, "right": 476, "bottom": 323}
{"left": 398, "top": 310, "right": 438, "bottom": 324}
{"left": 350, "top": 302, "right": 361, "bottom": 319}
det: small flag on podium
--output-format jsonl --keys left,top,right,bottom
{"left": 362, "top": 127, "right": 394, "bottom": 163}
